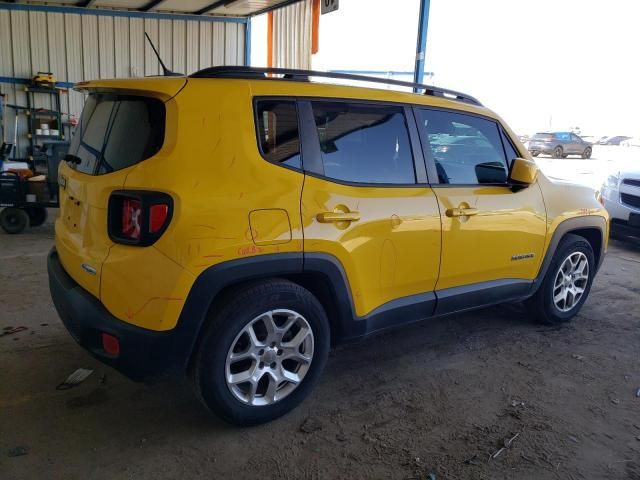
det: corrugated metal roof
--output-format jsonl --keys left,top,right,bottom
{"left": 9, "top": 0, "right": 303, "bottom": 17}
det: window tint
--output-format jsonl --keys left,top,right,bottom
{"left": 554, "top": 132, "right": 571, "bottom": 140}
{"left": 255, "top": 101, "right": 301, "bottom": 169}
{"left": 310, "top": 102, "right": 415, "bottom": 184}
{"left": 416, "top": 109, "right": 508, "bottom": 185}
{"left": 68, "top": 94, "right": 165, "bottom": 175}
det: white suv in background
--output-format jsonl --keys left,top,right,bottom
{"left": 601, "top": 165, "right": 640, "bottom": 238}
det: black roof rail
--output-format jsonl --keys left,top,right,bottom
{"left": 189, "top": 66, "right": 483, "bottom": 107}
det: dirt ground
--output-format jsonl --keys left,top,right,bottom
{"left": 1, "top": 214, "right": 639, "bottom": 480}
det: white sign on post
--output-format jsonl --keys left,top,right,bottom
{"left": 321, "top": 0, "right": 339, "bottom": 15}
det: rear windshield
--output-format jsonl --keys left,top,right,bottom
{"left": 532, "top": 133, "right": 553, "bottom": 140}
{"left": 67, "top": 93, "right": 165, "bottom": 175}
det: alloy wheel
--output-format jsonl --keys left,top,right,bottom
{"left": 552, "top": 252, "right": 589, "bottom": 312}
{"left": 225, "top": 309, "right": 314, "bottom": 406}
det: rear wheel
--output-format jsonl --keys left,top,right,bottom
{"left": 0, "top": 208, "right": 29, "bottom": 234}
{"left": 582, "top": 147, "right": 592, "bottom": 159}
{"left": 527, "top": 234, "right": 595, "bottom": 324}
{"left": 553, "top": 146, "right": 564, "bottom": 158}
{"left": 192, "top": 279, "right": 330, "bottom": 426}
{"left": 25, "top": 206, "right": 48, "bottom": 227}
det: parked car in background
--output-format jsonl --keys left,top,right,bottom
{"left": 579, "top": 135, "right": 599, "bottom": 144}
{"left": 600, "top": 164, "right": 640, "bottom": 238}
{"left": 600, "top": 136, "right": 631, "bottom": 146}
{"left": 621, "top": 137, "right": 640, "bottom": 147}
{"left": 528, "top": 132, "right": 593, "bottom": 159}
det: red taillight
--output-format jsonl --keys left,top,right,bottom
{"left": 101, "top": 333, "right": 120, "bottom": 356}
{"left": 109, "top": 191, "right": 173, "bottom": 246}
{"left": 121, "top": 198, "right": 142, "bottom": 240}
{"left": 149, "top": 204, "right": 169, "bottom": 233}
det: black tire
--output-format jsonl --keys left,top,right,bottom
{"left": 553, "top": 146, "right": 564, "bottom": 158}
{"left": 192, "top": 279, "right": 330, "bottom": 426}
{"left": 531, "top": 151, "right": 540, "bottom": 157}
{"left": 582, "top": 147, "right": 592, "bottom": 159}
{"left": 562, "top": 154, "right": 569, "bottom": 158}
{"left": 0, "top": 208, "right": 29, "bottom": 234}
{"left": 526, "top": 234, "right": 595, "bottom": 325}
{"left": 25, "top": 206, "right": 48, "bottom": 227}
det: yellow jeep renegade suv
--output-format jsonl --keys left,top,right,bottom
{"left": 48, "top": 67, "right": 609, "bottom": 425}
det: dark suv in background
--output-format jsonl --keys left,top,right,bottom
{"left": 528, "top": 132, "right": 593, "bottom": 159}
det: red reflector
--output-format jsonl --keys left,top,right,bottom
{"left": 101, "top": 333, "right": 120, "bottom": 356}
{"left": 122, "top": 198, "right": 142, "bottom": 240}
{"left": 149, "top": 204, "right": 169, "bottom": 233}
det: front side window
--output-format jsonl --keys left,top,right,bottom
{"left": 310, "top": 101, "right": 415, "bottom": 184}
{"left": 416, "top": 108, "right": 509, "bottom": 185}
{"left": 255, "top": 100, "right": 301, "bottom": 169}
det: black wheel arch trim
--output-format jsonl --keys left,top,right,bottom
{"left": 530, "top": 215, "right": 607, "bottom": 295}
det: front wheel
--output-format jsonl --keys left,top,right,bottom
{"left": 582, "top": 147, "right": 592, "bottom": 159}
{"left": 0, "top": 207, "right": 29, "bottom": 234}
{"left": 527, "top": 234, "right": 595, "bottom": 324}
{"left": 192, "top": 279, "right": 330, "bottom": 426}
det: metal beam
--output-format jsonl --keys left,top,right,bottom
{"left": 252, "top": 0, "right": 304, "bottom": 17}
{"left": 138, "top": 0, "right": 169, "bottom": 12}
{"left": 413, "top": 0, "right": 430, "bottom": 89}
{"left": 0, "top": 3, "right": 247, "bottom": 23}
{"left": 194, "top": 0, "right": 235, "bottom": 16}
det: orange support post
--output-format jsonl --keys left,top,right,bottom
{"left": 267, "top": 11, "right": 274, "bottom": 67}
{"left": 311, "top": 0, "right": 320, "bottom": 54}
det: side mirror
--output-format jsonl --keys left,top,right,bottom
{"left": 509, "top": 157, "right": 538, "bottom": 186}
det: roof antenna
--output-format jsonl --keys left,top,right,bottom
{"left": 144, "top": 32, "right": 181, "bottom": 76}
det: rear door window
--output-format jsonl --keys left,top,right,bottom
{"left": 310, "top": 101, "right": 415, "bottom": 184}
{"left": 416, "top": 108, "right": 509, "bottom": 185}
{"left": 68, "top": 94, "right": 165, "bottom": 175}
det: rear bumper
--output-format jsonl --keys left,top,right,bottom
{"left": 528, "top": 144, "right": 553, "bottom": 154}
{"left": 48, "top": 248, "right": 181, "bottom": 381}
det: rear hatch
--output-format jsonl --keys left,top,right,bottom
{"left": 55, "top": 78, "right": 185, "bottom": 298}
{"left": 529, "top": 133, "right": 554, "bottom": 148}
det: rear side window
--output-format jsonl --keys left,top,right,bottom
{"left": 310, "top": 101, "right": 415, "bottom": 184}
{"left": 255, "top": 100, "right": 302, "bottom": 169}
{"left": 416, "top": 108, "right": 509, "bottom": 185}
{"left": 68, "top": 94, "right": 165, "bottom": 175}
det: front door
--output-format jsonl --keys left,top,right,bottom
{"left": 414, "top": 107, "right": 547, "bottom": 313}
{"left": 300, "top": 100, "right": 441, "bottom": 320}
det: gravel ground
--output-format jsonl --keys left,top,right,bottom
{"left": 1, "top": 209, "right": 639, "bottom": 480}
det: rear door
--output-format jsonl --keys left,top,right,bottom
{"left": 56, "top": 88, "right": 172, "bottom": 298}
{"left": 570, "top": 134, "right": 583, "bottom": 154}
{"left": 299, "top": 100, "right": 441, "bottom": 320}
{"left": 414, "top": 107, "right": 547, "bottom": 313}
